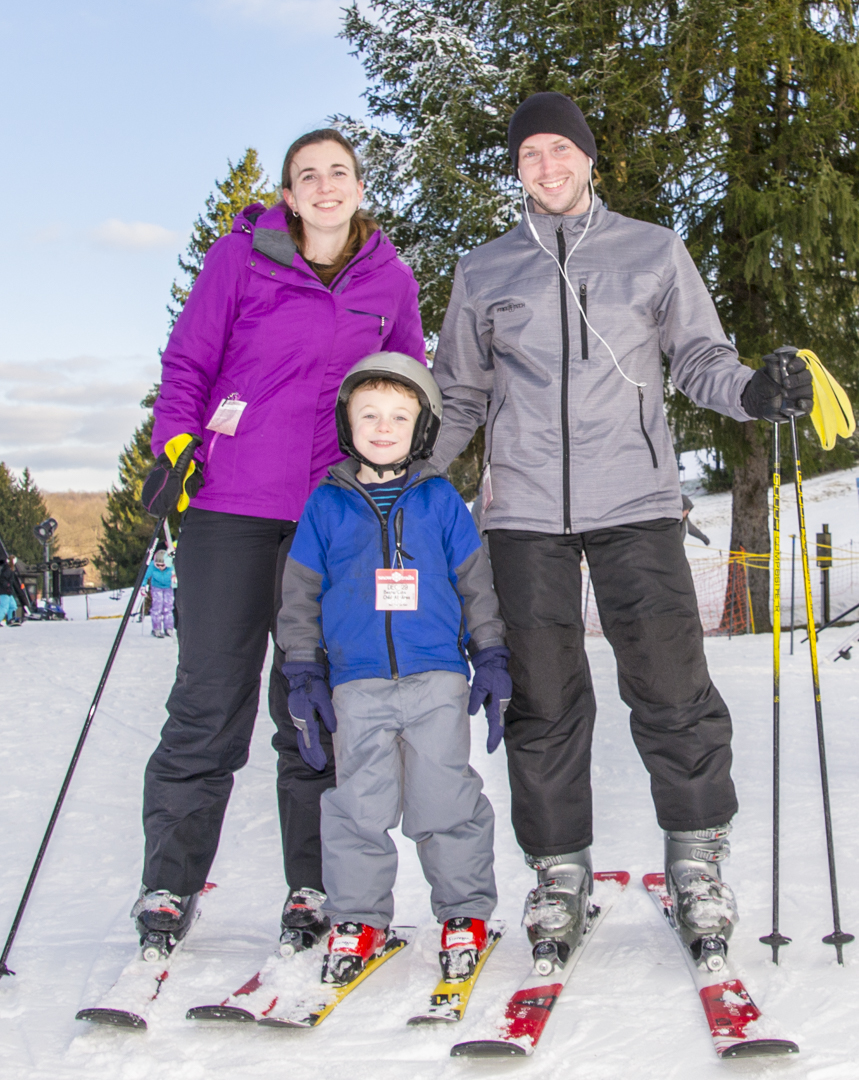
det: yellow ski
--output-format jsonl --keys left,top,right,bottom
{"left": 407, "top": 922, "right": 506, "bottom": 1025}
{"left": 257, "top": 928, "right": 412, "bottom": 1028}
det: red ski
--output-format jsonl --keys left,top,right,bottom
{"left": 643, "top": 873, "right": 799, "bottom": 1058}
{"left": 451, "top": 871, "right": 629, "bottom": 1057}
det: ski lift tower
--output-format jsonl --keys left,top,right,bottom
{"left": 33, "top": 518, "right": 59, "bottom": 604}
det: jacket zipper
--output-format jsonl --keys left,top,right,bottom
{"left": 345, "top": 480, "right": 404, "bottom": 679}
{"left": 579, "top": 282, "right": 588, "bottom": 360}
{"left": 557, "top": 228, "right": 572, "bottom": 534}
{"left": 346, "top": 309, "right": 388, "bottom": 336}
{"left": 330, "top": 234, "right": 381, "bottom": 292}
{"left": 638, "top": 387, "right": 659, "bottom": 469}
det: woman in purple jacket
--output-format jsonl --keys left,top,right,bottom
{"left": 133, "top": 130, "right": 425, "bottom": 959}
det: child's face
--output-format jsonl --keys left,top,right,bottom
{"left": 348, "top": 384, "right": 420, "bottom": 470}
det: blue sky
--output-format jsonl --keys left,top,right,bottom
{"left": 0, "top": 0, "right": 369, "bottom": 490}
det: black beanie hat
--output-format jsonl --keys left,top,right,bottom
{"left": 508, "top": 92, "right": 598, "bottom": 172}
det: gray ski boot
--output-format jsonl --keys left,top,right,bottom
{"left": 665, "top": 823, "right": 738, "bottom": 972}
{"left": 522, "top": 849, "right": 593, "bottom": 975}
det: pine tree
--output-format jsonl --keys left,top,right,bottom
{"left": 0, "top": 463, "right": 51, "bottom": 564}
{"left": 168, "top": 148, "right": 278, "bottom": 325}
{"left": 95, "top": 151, "right": 278, "bottom": 584}
{"left": 338, "top": 0, "right": 859, "bottom": 628}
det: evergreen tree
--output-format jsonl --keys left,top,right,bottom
{"left": 92, "top": 411, "right": 160, "bottom": 588}
{"left": 168, "top": 148, "right": 278, "bottom": 325}
{"left": 338, "top": 0, "right": 859, "bottom": 628}
{"left": 96, "top": 151, "right": 278, "bottom": 584}
{"left": 0, "top": 463, "right": 51, "bottom": 564}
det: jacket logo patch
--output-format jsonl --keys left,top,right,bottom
{"left": 496, "top": 303, "right": 525, "bottom": 313}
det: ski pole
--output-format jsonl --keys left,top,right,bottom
{"left": 0, "top": 515, "right": 166, "bottom": 978}
{"left": 760, "top": 417, "right": 790, "bottom": 963}
{"left": 780, "top": 351, "right": 854, "bottom": 964}
{"left": 800, "top": 599, "right": 859, "bottom": 643}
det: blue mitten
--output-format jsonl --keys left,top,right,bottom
{"left": 467, "top": 646, "right": 512, "bottom": 753}
{"left": 281, "top": 662, "right": 337, "bottom": 772}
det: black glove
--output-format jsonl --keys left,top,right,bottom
{"left": 740, "top": 348, "right": 813, "bottom": 422}
{"left": 141, "top": 434, "right": 203, "bottom": 516}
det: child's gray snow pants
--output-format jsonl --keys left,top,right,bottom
{"left": 321, "top": 670, "right": 497, "bottom": 928}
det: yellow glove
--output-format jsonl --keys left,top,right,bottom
{"left": 141, "top": 434, "right": 203, "bottom": 516}
{"left": 797, "top": 350, "right": 856, "bottom": 450}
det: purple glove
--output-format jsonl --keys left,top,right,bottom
{"left": 282, "top": 662, "right": 337, "bottom": 772}
{"left": 467, "top": 646, "right": 512, "bottom": 754}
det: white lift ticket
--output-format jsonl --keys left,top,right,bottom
{"left": 375, "top": 568, "right": 418, "bottom": 611}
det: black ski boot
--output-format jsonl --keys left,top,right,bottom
{"left": 131, "top": 887, "right": 200, "bottom": 962}
{"left": 665, "top": 824, "right": 738, "bottom": 971}
{"left": 522, "top": 850, "right": 592, "bottom": 975}
{"left": 279, "top": 888, "right": 330, "bottom": 957}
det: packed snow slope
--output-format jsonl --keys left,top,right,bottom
{"left": 3, "top": 472, "right": 859, "bottom": 1080}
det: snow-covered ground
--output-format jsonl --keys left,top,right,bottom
{"left": 3, "top": 474, "right": 859, "bottom": 1079}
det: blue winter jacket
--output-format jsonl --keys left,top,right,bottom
{"left": 142, "top": 564, "right": 174, "bottom": 589}
{"left": 277, "top": 459, "right": 506, "bottom": 687}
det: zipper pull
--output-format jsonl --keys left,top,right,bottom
{"left": 379, "top": 316, "right": 386, "bottom": 337}
{"left": 393, "top": 508, "right": 413, "bottom": 569}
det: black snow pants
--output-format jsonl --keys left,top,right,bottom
{"left": 487, "top": 520, "right": 738, "bottom": 858}
{"left": 142, "top": 508, "right": 336, "bottom": 897}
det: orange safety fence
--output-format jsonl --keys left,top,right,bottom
{"left": 581, "top": 542, "right": 859, "bottom": 636}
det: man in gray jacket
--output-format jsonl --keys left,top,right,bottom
{"left": 432, "top": 92, "right": 812, "bottom": 969}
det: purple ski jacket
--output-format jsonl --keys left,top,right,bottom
{"left": 153, "top": 203, "right": 425, "bottom": 521}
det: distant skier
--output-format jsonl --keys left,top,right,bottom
{"left": 277, "top": 353, "right": 510, "bottom": 984}
{"left": 431, "top": 92, "right": 814, "bottom": 972}
{"left": 142, "top": 549, "right": 175, "bottom": 638}
{"left": 0, "top": 554, "right": 21, "bottom": 626}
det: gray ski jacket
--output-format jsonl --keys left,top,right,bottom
{"left": 432, "top": 197, "right": 755, "bottom": 534}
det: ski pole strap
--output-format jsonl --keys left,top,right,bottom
{"left": 795, "top": 349, "right": 855, "bottom": 450}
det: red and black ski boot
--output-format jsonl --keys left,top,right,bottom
{"left": 279, "top": 887, "right": 330, "bottom": 957}
{"left": 439, "top": 917, "right": 489, "bottom": 981}
{"left": 321, "top": 921, "right": 388, "bottom": 986}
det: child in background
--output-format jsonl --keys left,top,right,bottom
{"left": 277, "top": 352, "right": 511, "bottom": 986}
{"left": 143, "top": 549, "right": 176, "bottom": 638}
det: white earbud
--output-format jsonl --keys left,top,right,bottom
{"left": 519, "top": 166, "right": 645, "bottom": 389}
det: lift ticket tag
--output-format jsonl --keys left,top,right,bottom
{"left": 206, "top": 397, "right": 247, "bottom": 436}
{"left": 375, "top": 568, "right": 419, "bottom": 611}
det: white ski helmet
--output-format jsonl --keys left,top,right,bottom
{"left": 153, "top": 549, "right": 168, "bottom": 567}
{"left": 336, "top": 352, "right": 443, "bottom": 473}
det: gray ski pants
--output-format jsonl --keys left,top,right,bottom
{"left": 321, "top": 671, "right": 497, "bottom": 928}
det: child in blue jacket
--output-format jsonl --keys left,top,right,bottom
{"left": 277, "top": 352, "right": 511, "bottom": 987}
{"left": 143, "top": 549, "right": 175, "bottom": 638}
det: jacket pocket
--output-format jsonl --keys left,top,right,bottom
{"left": 637, "top": 388, "right": 659, "bottom": 469}
{"left": 346, "top": 309, "right": 390, "bottom": 338}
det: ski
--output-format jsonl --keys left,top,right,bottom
{"left": 76, "top": 883, "right": 216, "bottom": 1030}
{"left": 257, "top": 927, "right": 413, "bottom": 1028}
{"left": 186, "top": 944, "right": 325, "bottom": 1024}
{"left": 407, "top": 921, "right": 506, "bottom": 1025}
{"left": 644, "top": 873, "right": 799, "bottom": 1058}
{"left": 451, "top": 871, "right": 629, "bottom": 1057}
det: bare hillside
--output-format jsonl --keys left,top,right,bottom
{"left": 42, "top": 491, "right": 108, "bottom": 587}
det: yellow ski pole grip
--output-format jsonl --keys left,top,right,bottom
{"left": 164, "top": 434, "right": 202, "bottom": 513}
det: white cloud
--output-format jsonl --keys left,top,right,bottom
{"left": 0, "top": 354, "right": 160, "bottom": 490}
{"left": 206, "top": 0, "right": 346, "bottom": 33}
{"left": 91, "top": 219, "right": 182, "bottom": 249}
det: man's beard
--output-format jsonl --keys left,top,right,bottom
{"left": 529, "top": 176, "right": 591, "bottom": 216}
